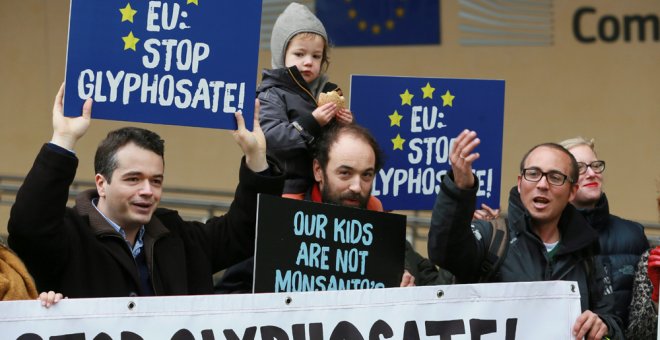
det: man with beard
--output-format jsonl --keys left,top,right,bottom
{"left": 428, "top": 129, "right": 623, "bottom": 340}
{"left": 215, "top": 123, "right": 453, "bottom": 292}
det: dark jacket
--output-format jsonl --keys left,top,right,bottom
{"left": 257, "top": 66, "right": 339, "bottom": 193}
{"left": 428, "top": 173, "right": 623, "bottom": 338}
{"left": 578, "top": 193, "right": 649, "bottom": 326}
{"left": 404, "top": 240, "right": 454, "bottom": 286}
{"left": 7, "top": 144, "right": 284, "bottom": 298}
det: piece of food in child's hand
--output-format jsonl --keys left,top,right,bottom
{"left": 318, "top": 90, "right": 346, "bottom": 110}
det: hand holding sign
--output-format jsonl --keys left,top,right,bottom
{"left": 233, "top": 99, "right": 267, "bottom": 173}
{"left": 51, "top": 83, "right": 92, "bottom": 151}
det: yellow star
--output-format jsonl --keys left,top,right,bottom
{"left": 119, "top": 3, "right": 137, "bottom": 23}
{"left": 187, "top": 0, "right": 198, "bottom": 5}
{"left": 441, "top": 90, "right": 455, "bottom": 107}
{"left": 391, "top": 134, "right": 406, "bottom": 150}
{"left": 122, "top": 31, "right": 140, "bottom": 51}
{"left": 400, "top": 89, "right": 414, "bottom": 106}
{"left": 421, "top": 82, "right": 435, "bottom": 99}
{"left": 389, "top": 110, "right": 403, "bottom": 127}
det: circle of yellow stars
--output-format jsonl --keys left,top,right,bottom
{"left": 389, "top": 82, "right": 456, "bottom": 151}
{"left": 344, "top": 0, "right": 407, "bottom": 35}
{"left": 119, "top": 1, "right": 198, "bottom": 52}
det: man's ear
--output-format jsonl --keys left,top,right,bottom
{"left": 313, "top": 159, "right": 323, "bottom": 182}
{"left": 516, "top": 175, "right": 522, "bottom": 193}
{"left": 95, "top": 173, "right": 107, "bottom": 198}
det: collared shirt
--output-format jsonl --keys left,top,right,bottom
{"left": 92, "top": 198, "right": 145, "bottom": 258}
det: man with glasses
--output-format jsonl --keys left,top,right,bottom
{"left": 428, "top": 130, "right": 623, "bottom": 340}
{"left": 560, "top": 137, "right": 648, "bottom": 328}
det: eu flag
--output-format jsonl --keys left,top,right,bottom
{"left": 351, "top": 75, "right": 505, "bottom": 210}
{"left": 316, "top": 0, "right": 440, "bottom": 46}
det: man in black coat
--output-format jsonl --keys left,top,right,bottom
{"left": 428, "top": 129, "right": 623, "bottom": 340}
{"left": 8, "top": 84, "right": 284, "bottom": 298}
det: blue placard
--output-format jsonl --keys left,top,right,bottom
{"left": 64, "top": 0, "right": 262, "bottom": 130}
{"left": 351, "top": 75, "right": 505, "bottom": 210}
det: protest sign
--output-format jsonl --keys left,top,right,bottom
{"left": 0, "top": 281, "right": 582, "bottom": 339}
{"left": 64, "top": 0, "right": 262, "bottom": 130}
{"left": 351, "top": 75, "right": 505, "bottom": 210}
{"left": 253, "top": 194, "right": 406, "bottom": 293}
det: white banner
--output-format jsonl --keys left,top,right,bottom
{"left": 0, "top": 281, "right": 581, "bottom": 340}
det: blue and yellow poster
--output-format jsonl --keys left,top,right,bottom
{"left": 351, "top": 75, "right": 505, "bottom": 210}
{"left": 316, "top": 0, "right": 440, "bottom": 46}
{"left": 64, "top": 1, "right": 262, "bottom": 130}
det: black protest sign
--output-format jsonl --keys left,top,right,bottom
{"left": 253, "top": 194, "right": 406, "bottom": 293}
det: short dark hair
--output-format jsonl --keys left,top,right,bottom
{"left": 519, "top": 143, "right": 578, "bottom": 183}
{"left": 313, "top": 123, "right": 384, "bottom": 172}
{"left": 94, "top": 127, "right": 165, "bottom": 182}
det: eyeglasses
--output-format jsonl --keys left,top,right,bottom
{"left": 577, "top": 160, "right": 605, "bottom": 174}
{"left": 521, "top": 167, "right": 573, "bottom": 186}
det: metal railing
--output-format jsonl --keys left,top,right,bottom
{"left": 2, "top": 175, "right": 659, "bottom": 247}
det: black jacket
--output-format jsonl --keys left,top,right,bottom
{"left": 428, "top": 173, "right": 623, "bottom": 339}
{"left": 578, "top": 193, "right": 649, "bottom": 326}
{"left": 8, "top": 144, "right": 284, "bottom": 298}
{"left": 257, "top": 66, "right": 339, "bottom": 193}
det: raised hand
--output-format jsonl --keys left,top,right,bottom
{"left": 449, "top": 129, "right": 480, "bottom": 190}
{"left": 51, "top": 83, "right": 92, "bottom": 150}
{"left": 233, "top": 99, "right": 268, "bottom": 173}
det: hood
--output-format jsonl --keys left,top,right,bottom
{"left": 270, "top": 2, "right": 328, "bottom": 69}
{"left": 507, "top": 186, "right": 599, "bottom": 255}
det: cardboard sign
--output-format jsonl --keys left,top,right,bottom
{"left": 253, "top": 194, "right": 406, "bottom": 293}
{"left": 64, "top": 0, "right": 262, "bottom": 130}
{"left": 0, "top": 282, "right": 582, "bottom": 339}
{"left": 351, "top": 75, "right": 505, "bottom": 210}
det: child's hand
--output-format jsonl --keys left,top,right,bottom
{"left": 336, "top": 109, "right": 353, "bottom": 125}
{"left": 312, "top": 103, "right": 336, "bottom": 126}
